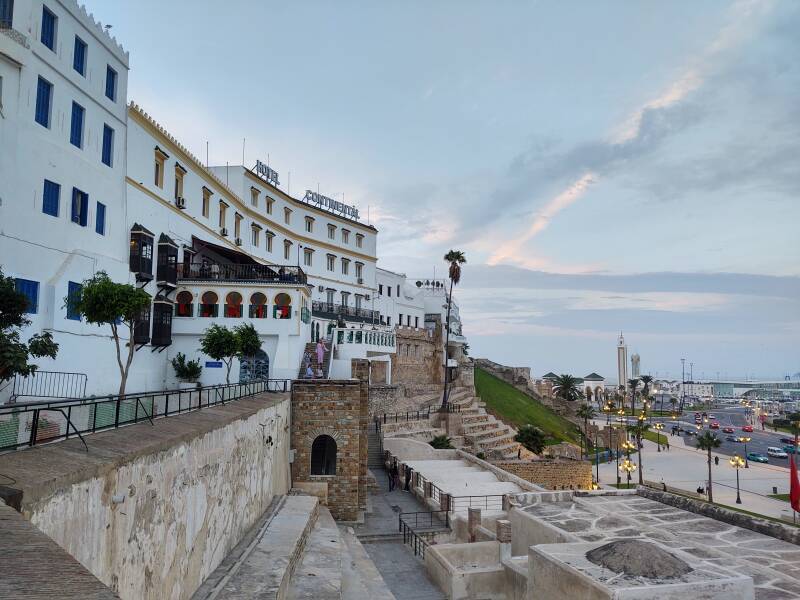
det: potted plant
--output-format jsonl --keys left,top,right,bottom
{"left": 171, "top": 353, "right": 203, "bottom": 388}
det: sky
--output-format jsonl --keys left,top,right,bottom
{"left": 86, "top": 0, "right": 799, "bottom": 381}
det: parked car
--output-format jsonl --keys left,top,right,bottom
{"left": 783, "top": 445, "right": 799, "bottom": 454}
{"left": 742, "top": 425, "right": 753, "bottom": 432}
{"left": 767, "top": 447, "right": 788, "bottom": 459}
{"left": 747, "top": 452, "right": 769, "bottom": 463}
{"left": 710, "top": 422, "right": 720, "bottom": 429}
{"left": 722, "top": 427, "right": 735, "bottom": 433}
{"left": 779, "top": 437, "right": 797, "bottom": 445}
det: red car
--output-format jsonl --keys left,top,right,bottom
{"left": 710, "top": 422, "right": 720, "bottom": 429}
{"left": 722, "top": 427, "right": 735, "bottom": 433}
{"left": 742, "top": 425, "right": 753, "bottom": 432}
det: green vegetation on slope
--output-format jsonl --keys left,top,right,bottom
{"left": 474, "top": 367, "right": 580, "bottom": 445}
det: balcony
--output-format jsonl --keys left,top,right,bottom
{"left": 312, "top": 300, "right": 380, "bottom": 324}
{"left": 179, "top": 262, "right": 307, "bottom": 286}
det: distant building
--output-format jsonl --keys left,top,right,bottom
{"left": 617, "top": 333, "right": 628, "bottom": 391}
{"left": 631, "top": 353, "right": 640, "bottom": 378}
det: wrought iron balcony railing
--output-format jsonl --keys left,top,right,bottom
{"left": 311, "top": 300, "right": 379, "bottom": 323}
{"left": 179, "top": 263, "right": 307, "bottom": 285}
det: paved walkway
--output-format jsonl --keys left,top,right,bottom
{"left": 353, "top": 469, "right": 446, "bottom": 600}
{"left": 592, "top": 419, "right": 796, "bottom": 520}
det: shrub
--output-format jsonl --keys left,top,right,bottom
{"left": 171, "top": 352, "right": 202, "bottom": 382}
{"left": 429, "top": 434, "right": 454, "bottom": 449}
{"left": 515, "top": 425, "right": 547, "bottom": 454}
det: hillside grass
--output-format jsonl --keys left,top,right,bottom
{"left": 474, "top": 367, "right": 580, "bottom": 445}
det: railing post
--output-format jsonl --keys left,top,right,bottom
{"left": 29, "top": 409, "right": 39, "bottom": 446}
{"left": 114, "top": 396, "right": 121, "bottom": 427}
{"left": 65, "top": 406, "right": 71, "bottom": 439}
{"left": 92, "top": 404, "right": 97, "bottom": 433}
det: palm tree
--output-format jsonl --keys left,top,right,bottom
{"left": 669, "top": 396, "right": 678, "bottom": 415}
{"left": 441, "top": 250, "right": 466, "bottom": 409}
{"left": 628, "top": 378, "right": 640, "bottom": 415}
{"left": 577, "top": 404, "right": 597, "bottom": 459}
{"left": 627, "top": 421, "right": 650, "bottom": 485}
{"left": 553, "top": 374, "right": 582, "bottom": 403}
{"left": 639, "top": 375, "right": 653, "bottom": 398}
{"left": 696, "top": 431, "right": 722, "bottom": 502}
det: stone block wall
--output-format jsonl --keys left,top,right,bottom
{"left": 391, "top": 325, "right": 443, "bottom": 386}
{"left": 493, "top": 459, "right": 593, "bottom": 490}
{"left": 290, "top": 372, "right": 368, "bottom": 521}
{"left": 369, "top": 384, "right": 399, "bottom": 415}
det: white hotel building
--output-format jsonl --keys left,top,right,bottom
{"left": 0, "top": 0, "right": 465, "bottom": 399}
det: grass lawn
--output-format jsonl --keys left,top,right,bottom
{"left": 769, "top": 494, "right": 790, "bottom": 502}
{"left": 610, "top": 483, "right": 636, "bottom": 489}
{"left": 474, "top": 367, "right": 580, "bottom": 445}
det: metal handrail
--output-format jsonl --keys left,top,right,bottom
{"left": 0, "top": 378, "right": 291, "bottom": 452}
{"left": 398, "top": 510, "right": 450, "bottom": 558}
{"left": 11, "top": 371, "right": 88, "bottom": 401}
{"left": 179, "top": 262, "right": 307, "bottom": 285}
{"left": 374, "top": 402, "right": 460, "bottom": 431}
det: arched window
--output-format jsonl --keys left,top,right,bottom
{"left": 175, "top": 290, "right": 193, "bottom": 317}
{"left": 249, "top": 292, "right": 268, "bottom": 318}
{"left": 200, "top": 291, "right": 218, "bottom": 317}
{"left": 225, "top": 291, "right": 243, "bottom": 318}
{"left": 310, "top": 435, "right": 337, "bottom": 475}
{"left": 274, "top": 292, "right": 291, "bottom": 319}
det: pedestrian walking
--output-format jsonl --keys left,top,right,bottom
{"left": 316, "top": 338, "right": 328, "bottom": 372}
{"left": 388, "top": 463, "right": 398, "bottom": 491}
{"left": 404, "top": 466, "right": 412, "bottom": 492}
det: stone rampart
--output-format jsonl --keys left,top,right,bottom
{"left": 493, "top": 459, "right": 593, "bottom": 490}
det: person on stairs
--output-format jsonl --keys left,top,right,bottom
{"left": 315, "top": 338, "right": 328, "bottom": 376}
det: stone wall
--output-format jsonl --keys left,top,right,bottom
{"left": 368, "top": 384, "right": 399, "bottom": 415}
{"left": 391, "top": 325, "right": 443, "bottom": 386}
{"left": 493, "top": 459, "right": 593, "bottom": 490}
{"left": 0, "top": 395, "right": 292, "bottom": 600}
{"left": 290, "top": 368, "right": 368, "bottom": 521}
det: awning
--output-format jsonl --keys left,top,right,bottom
{"left": 191, "top": 236, "right": 259, "bottom": 264}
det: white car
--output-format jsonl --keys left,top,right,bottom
{"left": 767, "top": 447, "right": 788, "bottom": 458}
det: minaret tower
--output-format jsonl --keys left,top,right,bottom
{"left": 617, "top": 332, "right": 628, "bottom": 391}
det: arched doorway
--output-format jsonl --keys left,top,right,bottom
{"left": 239, "top": 349, "right": 269, "bottom": 382}
{"left": 310, "top": 435, "right": 337, "bottom": 475}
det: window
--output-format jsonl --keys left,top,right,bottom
{"left": 342, "top": 229, "right": 350, "bottom": 244}
{"left": 397, "top": 285, "right": 400, "bottom": 296}
{"left": 274, "top": 292, "right": 291, "bottom": 319}
{"left": 407, "top": 315, "right": 412, "bottom": 326}
{"left": 69, "top": 102, "right": 84, "bottom": 148}
{"left": 284, "top": 207, "right": 291, "bottom": 225}
{"left": 199, "top": 291, "right": 218, "bottom": 318}
{"left": 42, "top": 179, "right": 60, "bottom": 217}
{"left": 341, "top": 291, "right": 349, "bottom": 307}
{"left": 310, "top": 435, "right": 337, "bottom": 475}
{"left": 283, "top": 239, "right": 292, "bottom": 261}
{"left": 73, "top": 36, "right": 87, "bottom": 76}
{"left": 387, "top": 315, "right": 391, "bottom": 326}
{"left": 398, "top": 313, "right": 403, "bottom": 326}
{"left": 174, "top": 163, "right": 185, "bottom": 199}
{"left": 105, "top": 65, "right": 117, "bottom": 101}
{"left": 356, "top": 233, "right": 364, "bottom": 248}
{"left": 218, "top": 201, "right": 228, "bottom": 229}
{"left": 265, "top": 197, "right": 274, "bottom": 215}
{"left": 40, "top": 6, "right": 57, "bottom": 51}
{"left": 101, "top": 125, "right": 114, "bottom": 167}
{"left": 415, "top": 316, "right": 419, "bottom": 328}
{"left": 326, "top": 289, "right": 335, "bottom": 306}
{"left": 0, "top": 0, "right": 13, "bottom": 28}
{"left": 266, "top": 232, "right": 274, "bottom": 253}
{"left": 234, "top": 213, "right": 243, "bottom": 240}
{"left": 66, "top": 281, "right": 82, "bottom": 321}
{"left": 251, "top": 225, "right": 260, "bottom": 246}
{"left": 355, "top": 295, "right": 362, "bottom": 311}
{"left": 14, "top": 279, "right": 39, "bottom": 314}
{"left": 303, "top": 248, "right": 313, "bottom": 267}
{"left": 250, "top": 187, "right": 259, "bottom": 207}
{"left": 378, "top": 284, "right": 383, "bottom": 295}
{"left": 175, "top": 290, "right": 193, "bottom": 317}
{"left": 305, "top": 216, "right": 314, "bottom": 233}
{"left": 154, "top": 147, "right": 168, "bottom": 188}
{"left": 95, "top": 202, "right": 106, "bottom": 235}
{"left": 387, "top": 286, "right": 392, "bottom": 298}
{"left": 355, "top": 262, "right": 363, "bottom": 279}
{"left": 71, "top": 188, "right": 88, "bottom": 226}
{"left": 326, "top": 254, "right": 335, "bottom": 272}
{"left": 225, "top": 292, "right": 243, "bottom": 318}
{"left": 341, "top": 258, "right": 350, "bottom": 275}
{"left": 202, "top": 187, "right": 211, "bottom": 217}
{"left": 327, "top": 224, "right": 336, "bottom": 239}
{"left": 35, "top": 77, "right": 52, "bottom": 128}
{"left": 249, "top": 292, "right": 267, "bottom": 318}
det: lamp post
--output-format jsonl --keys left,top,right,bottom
{"left": 654, "top": 423, "right": 664, "bottom": 452}
{"left": 738, "top": 436, "right": 751, "bottom": 468}
{"left": 620, "top": 458, "right": 637, "bottom": 489}
{"left": 729, "top": 455, "right": 745, "bottom": 504}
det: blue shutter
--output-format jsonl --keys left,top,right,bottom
{"left": 0, "top": 0, "right": 13, "bottom": 28}
{"left": 66, "top": 281, "right": 82, "bottom": 321}
{"left": 41, "top": 6, "right": 56, "bottom": 51}
{"left": 35, "top": 77, "right": 51, "bottom": 127}
{"left": 70, "top": 102, "right": 84, "bottom": 148}
{"left": 42, "top": 179, "right": 60, "bottom": 217}
{"left": 73, "top": 36, "right": 87, "bottom": 76}
{"left": 102, "top": 125, "right": 113, "bottom": 166}
{"left": 96, "top": 202, "right": 106, "bottom": 235}
{"left": 14, "top": 279, "right": 40, "bottom": 314}
{"left": 105, "top": 66, "right": 117, "bottom": 101}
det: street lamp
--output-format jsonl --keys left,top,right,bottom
{"left": 620, "top": 458, "right": 637, "bottom": 488}
{"left": 738, "top": 436, "right": 751, "bottom": 467}
{"left": 654, "top": 423, "right": 664, "bottom": 452}
{"left": 729, "top": 455, "right": 745, "bottom": 504}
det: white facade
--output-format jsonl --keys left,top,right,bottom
{"left": 375, "top": 268, "right": 425, "bottom": 329}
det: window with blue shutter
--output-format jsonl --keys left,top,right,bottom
{"left": 40, "top": 6, "right": 56, "bottom": 51}
{"left": 70, "top": 102, "right": 84, "bottom": 148}
{"left": 66, "top": 281, "right": 82, "bottom": 321}
{"left": 105, "top": 65, "right": 117, "bottom": 101}
{"left": 73, "top": 36, "right": 87, "bottom": 76}
{"left": 35, "top": 77, "right": 52, "bottom": 128}
{"left": 96, "top": 202, "right": 106, "bottom": 235}
{"left": 71, "top": 188, "right": 88, "bottom": 226}
{"left": 42, "top": 179, "right": 60, "bottom": 217}
{"left": 14, "top": 279, "right": 39, "bottom": 314}
{"left": 102, "top": 125, "right": 114, "bottom": 166}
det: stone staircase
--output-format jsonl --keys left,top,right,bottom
{"left": 448, "top": 387, "right": 521, "bottom": 459}
{"left": 297, "top": 340, "right": 332, "bottom": 379}
{"left": 367, "top": 429, "right": 383, "bottom": 469}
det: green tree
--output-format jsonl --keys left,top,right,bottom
{"left": 0, "top": 268, "right": 59, "bottom": 384}
{"left": 639, "top": 374, "right": 653, "bottom": 398}
{"left": 627, "top": 421, "right": 650, "bottom": 485}
{"left": 576, "top": 403, "right": 597, "bottom": 459}
{"left": 552, "top": 374, "right": 581, "bottom": 403}
{"left": 441, "top": 249, "right": 466, "bottom": 410}
{"left": 429, "top": 434, "right": 454, "bottom": 449}
{"left": 515, "top": 424, "right": 546, "bottom": 454}
{"left": 627, "top": 378, "right": 640, "bottom": 415}
{"left": 695, "top": 431, "right": 722, "bottom": 502}
{"left": 70, "top": 271, "right": 150, "bottom": 397}
{"left": 199, "top": 323, "right": 263, "bottom": 384}
{"left": 234, "top": 323, "right": 261, "bottom": 360}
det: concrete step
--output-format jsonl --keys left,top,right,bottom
{"left": 340, "top": 527, "right": 397, "bottom": 599}
{"left": 287, "top": 507, "right": 342, "bottom": 600}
